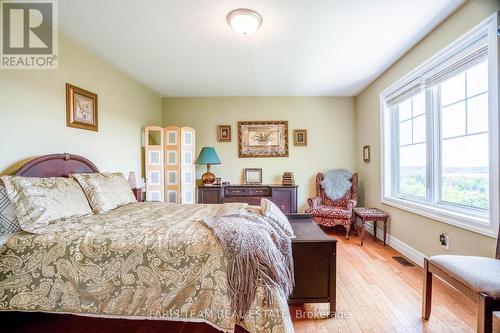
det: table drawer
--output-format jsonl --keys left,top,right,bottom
{"left": 222, "top": 197, "right": 262, "bottom": 206}
{"left": 225, "top": 188, "right": 248, "bottom": 196}
{"left": 248, "top": 188, "right": 271, "bottom": 197}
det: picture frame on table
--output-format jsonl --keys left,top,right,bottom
{"left": 243, "top": 168, "right": 263, "bottom": 184}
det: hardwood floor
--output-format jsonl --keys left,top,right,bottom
{"left": 291, "top": 226, "right": 500, "bottom": 333}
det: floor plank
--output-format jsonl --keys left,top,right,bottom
{"left": 291, "top": 226, "right": 500, "bottom": 333}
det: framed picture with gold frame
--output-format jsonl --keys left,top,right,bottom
{"left": 238, "top": 121, "right": 288, "bottom": 158}
{"left": 293, "top": 129, "right": 307, "bottom": 146}
{"left": 363, "top": 145, "right": 371, "bottom": 162}
{"left": 217, "top": 125, "right": 231, "bottom": 142}
{"left": 66, "top": 83, "right": 98, "bottom": 131}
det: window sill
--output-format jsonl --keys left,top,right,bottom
{"left": 381, "top": 196, "right": 497, "bottom": 238}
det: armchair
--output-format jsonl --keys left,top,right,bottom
{"left": 305, "top": 172, "right": 358, "bottom": 238}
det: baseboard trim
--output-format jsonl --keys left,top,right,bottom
{"left": 363, "top": 223, "right": 427, "bottom": 267}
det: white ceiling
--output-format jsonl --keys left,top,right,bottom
{"left": 59, "top": 0, "right": 464, "bottom": 97}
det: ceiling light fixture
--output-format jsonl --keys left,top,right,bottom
{"left": 226, "top": 8, "right": 262, "bottom": 36}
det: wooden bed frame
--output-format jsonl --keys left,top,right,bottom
{"left": 3, "top": 153, "right": 249, "bottom": 333}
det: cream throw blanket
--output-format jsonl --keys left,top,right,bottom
{"left": 202, "top": 211, "right": 294, "bottom": 321}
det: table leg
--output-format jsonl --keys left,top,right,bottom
{"left": 373, "top": 221, "right": 377, "bottom": 242}
{"left": 360, "top": 219, "right": 365, "bottom": 246}
{"left": 353, "top": 215, "right": 358, "bottom": 236}
{"left": 383, "top": 220, "right": 387, "bottom": 246}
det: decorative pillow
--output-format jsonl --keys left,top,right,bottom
{"left": 1, "top": 176, "right": 92, "bottom": 233}
{"left": 72, "top": 172, "right": 137, "bottom": 213}
{"left": 0, "top": 180, "right": 21, "bottom": 235}
{"left": 260, "top": 198, "right": 294, "bottom": 237}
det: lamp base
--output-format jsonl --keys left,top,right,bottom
{"left": 201, "top": 171, "right": 216, "bottom": 185}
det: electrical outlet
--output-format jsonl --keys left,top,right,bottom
{"left": 439, "top": 233, "right": 449, "bottom": 250}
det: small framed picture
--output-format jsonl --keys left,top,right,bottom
{"left": 244, "top": 168, "right": 263, "bottom": 184}
{"left": 66, "top": 83, "right": 98, "bottom": 131}
{"left": 294, "top": 129, "right": 307, "bottom": 146}
{"left": 363, "top": 145, "right": 371, "bottom": 162}
{"left": 217, "top": 125, "right": 231, "bottom": 142}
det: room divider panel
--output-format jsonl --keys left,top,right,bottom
{"left": 144, "top": 126, "right": 164, "bottom": 202}
{"left": 144, "top": 126, "right": 196, "bottom": 203}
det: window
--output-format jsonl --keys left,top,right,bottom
{"left": 439, "top": 61, "right": 489, "bottom": 210}
{"left": 381, "top": 13, "right": 499, "bottom": 237}
{"left": 396, "top": 92, "right": 427, "bottom": 198}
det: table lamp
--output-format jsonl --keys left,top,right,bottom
{"left": 195, "top": 147, "right": 221, "bottom": 185}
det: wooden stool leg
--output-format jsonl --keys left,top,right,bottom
{"left": 422, "top": 258, "right": 432, "bottom": 320}
{"left": 383, "top": 220, "right": 387, "bottom": 246}
{"left": 373, "top": 221, "right": 377, "bottom": 242}
{"left": 360, "top": 220, "right": 365, "bottom": 246}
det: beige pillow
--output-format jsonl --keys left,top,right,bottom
{"left": 1, "top": 176, "right": 92, "bottom": 233}
{"left": 260, "top": 198, "right": 294, "bottom": 237}
{"left": 72, "top": 172, "right": 137, "bottom": 213}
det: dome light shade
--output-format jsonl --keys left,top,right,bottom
{"left": 227, "top": 8, "right": 262, "bottom": 36}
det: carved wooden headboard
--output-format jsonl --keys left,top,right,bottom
{"left": 15, "top": 153, "right": 99, "bottom": 177}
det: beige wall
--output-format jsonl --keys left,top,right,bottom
{"left": 163, "top": 97, "right": 356, "bottom": 211}
{"left": 0, "top": 34, "right": 163, "bottom": 176}
{"left": 355, "top": 1, "right": 499, "bottom": 258}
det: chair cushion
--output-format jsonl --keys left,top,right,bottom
{"left": 429, "top": 255, "right": 500, "bottom": 297}
{"left": 308, "top": 205, "right": 352, "bottom": 220}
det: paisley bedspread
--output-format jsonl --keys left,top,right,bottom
{"left": 0, "top": 202, "right": 293, "bottom": 333}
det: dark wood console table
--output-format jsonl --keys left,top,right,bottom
{"left": 197, "top": 184, "right": 298, "bottom": 214}
{"left": 288, "top": 214, "right": 337, "bottom": 316}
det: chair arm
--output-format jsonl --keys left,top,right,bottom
{"left": 347, "top": 199, "right": 358, "bottom": 211}
{"left": 307, "top": 196, "right": 322, "bottom": 209}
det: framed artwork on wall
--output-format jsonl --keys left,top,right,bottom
{"left": 217, "top": 125, "right": 231, "bottom": 142}
{"left": 293, "top": 129, "right": 307, "bottom": 146}
{"left": 244, "top": 168, "right": 263, "bottom": 184}
{"left": 363, "top": 145, "right": 371, "bottom": 162}
{"left": 66, "top": 83, "right": 98, "bottom": 131}
{"left": 238, "top": 121, "right": 288, "bottom": 158}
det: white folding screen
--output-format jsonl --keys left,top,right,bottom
{"left": 144, "top": 126, "right": 195, "bottom": 204}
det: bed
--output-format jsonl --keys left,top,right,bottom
{"left": 0, "top": 154, "right": 293, "bottom": 333}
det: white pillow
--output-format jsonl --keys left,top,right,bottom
{"left": 260, "top": 198, "right": 294, "bottom": 237}
{"left": 71, "top": 172, "right": 137, "bottom": 213}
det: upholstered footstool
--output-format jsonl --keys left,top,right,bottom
{"left": 353, "top": 208, "right": 389, "bottom": 246}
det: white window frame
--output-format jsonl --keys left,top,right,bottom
{"left": 380, "top": 12, "right": 499, "bottom": 237}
